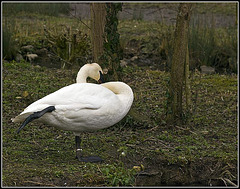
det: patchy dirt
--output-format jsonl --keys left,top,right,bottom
{"left": 2, "top": 3, "right": 238, "bottom": 186}
{"left": 2, "top": 61, "right": 238, "bottom": 187}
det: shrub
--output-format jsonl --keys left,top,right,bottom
{"left": 2, "top": 3, "right": 69, "bottom": 17}
{"left": 2, "top": 18, "right": 18, "bottom": 60}
{"left": 44, "top": 25, "right": 91, "bottom": 69}
{"left": 189, "top": 14, "right": 237, "bottom": 73}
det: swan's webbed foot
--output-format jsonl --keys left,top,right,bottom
{"left": 76, "top": 155, "right": 103, "bottom": 163}
{"left": 75, "top": 136, "right": 103, "bottom": 163}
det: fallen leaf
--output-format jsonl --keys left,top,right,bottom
{"left": 22, "top": 91, "right": 29, "bottom": 98}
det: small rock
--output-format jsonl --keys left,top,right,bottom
{"left": 120, "top": 59, "right": 128, "bottom": 67}
{"left": 21, "top": 45, "right": 34, "bottom": 53}
{"left": 130, "top": 56, "right": 138, "bottom": 62}
{"left": 15, "top": 53, "right": 24, "bottom": 62}
{"left": 26, "top": 54, "right": 38, "bottom": 62}
{"left": 35, "top": 65, "right": 41, "bottom": 69}
{"left": 103, "top": 68, "right": 108, "bottom": 74}
{"left": 35, "top": 48, "right": 48, "bottom": 55}
{"left": 121, "top": 151, "right": 126, "bottom": 156}
{"left": 200, "top": 65, "right": 215, "bottom": 74}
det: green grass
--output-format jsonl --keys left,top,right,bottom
{"left": 2, "top": 3, "right": 238, "bottom": 186}
{"left": 2, "top": 3, "right": 237, "bottom": 71}
{"left": 2, "top": 61, "right": 238, "bottom": 186}
{"left": 2, "top": 3, "right": 69, "bottom": 17}
{"left": 125, "top": 2, "right": 237, "bottom": 16}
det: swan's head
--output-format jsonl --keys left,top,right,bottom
{"left": 76, "top": 63, "right": 104, "bottom": 83}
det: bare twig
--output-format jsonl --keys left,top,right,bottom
{"left": 146, "top": 125, "right": 159, "bottom": 132}
{"left": 146, "top": 71, "right": 153, "bottom": 84}
{"left": 48, "top": 51, "right": 72, "bottom": 67}
{"left": 24, "top": 180, "right": 56, "bottom": 187}
{"left": 143, "top": 136, "right": 157, "bottom": 142}
{"left": 68, "top": 9, "right": 91, "bottom": 30}
{"left": 137, "top": 171, "right": 160, "bottom": 176}
{"left": 175, "top": 125, "right": 197, "bottom": 135}
{"left": 224, "top": 178, "right": 237, "bottom": 187}
{"left": 97, "top": 164, "right": 103, "bottom": 174}
{"left": 219, "top": 177, "right": 228, "bottom": 186}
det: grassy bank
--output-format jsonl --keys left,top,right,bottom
{"left": 2, "top": 60, "right": 238, "bottom": 186}
{"left": 2, "top": 3, "right": 238, "bottom": 186}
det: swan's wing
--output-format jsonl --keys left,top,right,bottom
{"left": 13, "top": 83, "right": 116, "bottom": 122}
{"left": 54, "top": 95, "right": 103, "bottom": 120}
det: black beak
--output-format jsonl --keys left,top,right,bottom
{"left": 98, "top": 71, "right": 104, "bottom": 84}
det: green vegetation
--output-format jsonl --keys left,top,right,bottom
{"left": 2, "top": 3, "right": 237, "bottom": 72}
{"left": 189, "top": 18, "right": 237, "bottom": 73}
{"left": 101, "top": 3, "right": 123, "bottom": 80}
{"left": 44, "top": 24, "right": 91, "bottom": 68}
{"left": 2, "top": 18, "right": 18, "bottom": 60}
{"left": 123, "top": 3, "right": 237, "bottom": 16}
{"left": 2, "top": 3, "right": 69, "bottom": 16}
{"left": 2, "top": 3, "right": 238, "bottom": 187}
{"left": 2, "top": 60, "right": 237, "bottom": 186}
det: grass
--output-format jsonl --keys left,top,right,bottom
{"left": 2, "top": 60, "right": 238, "bottom": 186}
{"left": 2, "top": 3, "right": 238, "bottom": 186}
{"left": 123, "top": 3, "right": 237, "bottom": 16}
{"left": 2, "top": 3, "right": 237, "bottom": 72}
{"left": 2, "top": 3, "right": 69, "bottom": 17}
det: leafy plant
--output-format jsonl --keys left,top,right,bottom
{"left": 2, "top": 18, "right": 18, "bottom": 60}
{"left": 101, "top": 163, "right": 136, "bottom": 186}
{"left": 44, "top": 25, "right": 90, "bottom": 69}
{"left": 132, "top": 8, "right": 144, "bottom": 20}
{"left": 189, "top": 13, "right": 237, "bottom": 73}
{"left": 2, "top": 3, "right": 69, "bottom": 17}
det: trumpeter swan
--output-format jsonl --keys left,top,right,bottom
{"left": 12, "top": 63, "right": 134, "bottom": 162}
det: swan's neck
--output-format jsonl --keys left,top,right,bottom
{"left": 101, "top": 82, "right": 134, "bottom": 112}
{"left": 76, "top": 68, "right": 88, "bottom": 83}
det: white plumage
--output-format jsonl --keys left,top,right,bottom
{"left": 12, "top": 63, "right": 134, "bottom": 162}
{"left": 12, "top": 82, "right": 133, "bottom": 134}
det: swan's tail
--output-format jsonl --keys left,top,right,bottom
{"left": 11, "top": 113, "right": 32, "bottom": 123}
{"left": 14, "top": 106, "right": 56, "bottom": 134}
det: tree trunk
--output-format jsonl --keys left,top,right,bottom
{"left": 90, "top": 3, "right": 106, "bottom": 64}
{"left": 167, "top": 3, "right": 192, "bottom": 122}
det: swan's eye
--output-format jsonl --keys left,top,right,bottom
{"left": 98, "top": 71, "right": 104, "bottom": 84}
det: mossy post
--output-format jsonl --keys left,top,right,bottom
{"left": 101, "top": 3, "right": 123, "bottom": 81}
{"left": 167, "top": 3, "right": 192, "bottom": 123}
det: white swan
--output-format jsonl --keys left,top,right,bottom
{"left": 12, "top": 63, "right": 134, "bottom": 162}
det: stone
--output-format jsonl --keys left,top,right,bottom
{"left": 200, "top": 65, "right": 215, "bottom": 74}
{"left": 15, "top": 53, "right": 24, "bottom": 62}
{"left": 21, "top": 45, "right": 34, "bottom": 53}
{"left": 130, "top": 56, "right": 138, "bottom": 62}
{"left": 120, "top": 59, "right": 128, "bottom": 67}
{"left": 26, "top": 54, "right": 38, "bottom": 62}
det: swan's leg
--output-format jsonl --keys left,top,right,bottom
{"left": 75, "top": 136, "right": 83, "bottom": 159}
{"left": 75, "top": 136, "right": 103, "bottom": 163}
{"left": 17, "top": 106, "right": 55, "bottom": 134}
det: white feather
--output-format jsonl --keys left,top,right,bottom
{"left": 12, "top": 69, "right": 133, "bottom": 135}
